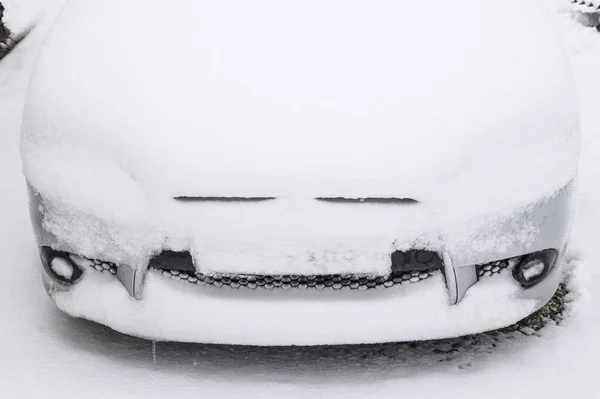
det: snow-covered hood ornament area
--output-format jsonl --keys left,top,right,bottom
{"left": 20, "top": 0, "right": 582, "bottom": 344}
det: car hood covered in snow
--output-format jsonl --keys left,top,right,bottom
{"left": 22, "top": 0, "right": 579, "bottom": 214}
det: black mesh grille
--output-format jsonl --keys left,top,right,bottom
{"left": 70, "top": 255, "right": 117, "bottom": 275}
{"left": 80, "top": 253, "right": 521, "bottom": 290}
{"left": 476, "top": 257, "right": 520, "bottom": 278}
{"left": 158, "top": 269, "right": 437, "bottom": 290}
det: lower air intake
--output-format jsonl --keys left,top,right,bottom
{"left": 80, "top": 253, "right": 521, "bottom": 291}
{"left": 159, "top": 269, "right": 437, "bottom": 290}
{"left": 476, "top": 258, "right": 518, "bottom": 278}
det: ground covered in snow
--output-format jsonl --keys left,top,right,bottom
{"left": 1, "top": 1, "right": 600, "bottom": 398}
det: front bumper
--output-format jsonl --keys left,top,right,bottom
{"left": 40, "top": 256, "right": 561, "bottom": 345}
{"left": 31, "top": 182, "right": 574, "bottom": 344}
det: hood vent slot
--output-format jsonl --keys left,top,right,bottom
{"left": 314, "top": 197, "right": 418, "bottom": 204}
{"left": 174, "top": 196, "right": 275, "bottom": 202}
{"left": 174, "top": 197, "right": 418, "bottom": 204}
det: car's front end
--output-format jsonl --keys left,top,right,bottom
{"left": 29, "top": 179, "right": 575, "bottom": 345}
{"left": 22, "top": 0, "right": 580, "bottom": 345}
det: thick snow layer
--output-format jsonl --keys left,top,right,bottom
{"left": 19, "top": 0, "right": 581, "bottom": 274}
{"left": 22, "top": 0, "right": 579, "bottom": 208}
{"left": 1, "top": 0, "right": 600, "bottom": 398}
{"left": 38, "top": 179, "right": 566, "bottom": 275}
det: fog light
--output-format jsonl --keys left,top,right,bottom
{"left": 39, "top": 247, "right": 83, "bottom": 285}
{"left": 513, "top": 249, "right": 558, "bottom": 288}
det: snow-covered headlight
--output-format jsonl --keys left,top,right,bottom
{"left": 512, "top": 249, "right": 558, "bottom": 288}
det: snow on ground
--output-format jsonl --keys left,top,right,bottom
{"left": 1, "top": 0, "right": 49, "bottom": 32}
{"left": 0, "top": 1, "right": 600, "bottom": 398}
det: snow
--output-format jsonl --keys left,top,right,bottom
{"left": 49, "top": 257, "right": 73, "bottom": 279}
{"left": 18, "top": 0, "right": 580, "bottom": 276}
{"left": 570, "top": 1, "right": 600, "bottom": 14}
{"left": 22, "top": 0, "right": 579, "bottom": 204}
{"left": 522, "top": 260, "right": 546, "bottom": 282}
{"left": 51, "top": 268, "right": 542, "bottom": 345}
{"left": 34, "top": 180, "right": 569, "bottom": 275}
{"left": 0, "top": 0, "right": 52, "bottom": 32}
{"left": 1, "top": 0, "right": 600, "bottom": 397}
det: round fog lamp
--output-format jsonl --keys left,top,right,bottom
{"left": 39, "top": 246, "right": 83, "bottom": 285}
{"left": 520, "top": 260, "right": 546, "bottom": 282}
{"left": 512, "top": 249, "right": 558, "bottom": 288}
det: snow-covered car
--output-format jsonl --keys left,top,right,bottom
{"left": 21, "top": 0, "right": 580, "bottom": 345}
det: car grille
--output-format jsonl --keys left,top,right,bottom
{"left": 476, "top": 258, "right": 517, "bottom": 278}
{"left": 70, "top": 255, "right": 117, "bottom": 275}
{"left": 158, "top": 269, "right": 437, "bottom": 290}
{"left": 78, "top": 252, "right": 519, "bottom": 292}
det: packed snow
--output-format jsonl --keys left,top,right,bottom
{"left": 1, "top": 0, "right": 600, "bottom": 397}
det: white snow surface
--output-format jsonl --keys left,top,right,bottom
{"left": 21, "top": 0, "right": 580, "bottom": 207}
{"left": 570, "top": 0, "right": 600, "bottom": 13}
{"left": 18, "top": 0, "right": 580, "bottom": 275}
{"left": 1, "top": 0, "right": 600, "bottom": 398}
{"left": 49, "top": 257, "right": 73, "bottom": 279}
{"left": 0, "top": 0, "right": 46, "bottom": 32}
{"left": 51, "top": 267, "right": 543, "bottom": 345}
